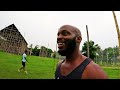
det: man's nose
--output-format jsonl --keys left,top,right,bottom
{"left": 57, "top": 34, "right": 63, "bottom": 41}
{"left": 57, "top": 34, "right": 63, "bottom": 39}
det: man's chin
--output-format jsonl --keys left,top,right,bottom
{"left": 58, "top": 50, "right": 66, "bottom": 56}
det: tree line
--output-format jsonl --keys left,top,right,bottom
{"left": 29, "top": 40, "right": 119, "bottom": 66}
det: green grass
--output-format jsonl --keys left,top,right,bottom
{"left": 0, "top": 50, "right": 120, "bottom": 79}
{"left": 0, "top": 51, "right": 59, "bottom": 79}
{"left": 102, "top": 67, "right": 120, "bottom": 79}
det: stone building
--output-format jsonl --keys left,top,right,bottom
{"left": 0, "top": 24, "right": 28, "bottom": 55}
{"left": 39, "top": 46, "right": 47, "bottom": 57}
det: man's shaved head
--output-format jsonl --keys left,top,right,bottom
{"left": 59, "top": 25, "right": 82, "bottom": 38}
{"left": 57, "top": 25, "right": 82, "bottom": 56}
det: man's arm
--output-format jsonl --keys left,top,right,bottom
{"left": 25, "top": 57, "right": 28, "bottom": 62}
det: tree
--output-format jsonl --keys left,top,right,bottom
{"left": 103, "top": 46, "right": 119, "bottom": 65}
{"left": 39, "top": 46, "right": 53, "bottom": 57}
{"left": 31, "top": 45, "right": 53, "bottom": 57}
{"left": 81, "top": 40, "right": 101, "bottom": 60}
{"left": 47, "top": 48, "right": 53, "bottom": 57}
{"left": 32, "top": 45, "right": 40, "bottom": 56}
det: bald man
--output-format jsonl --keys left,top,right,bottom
{"left": 55, "top": 25, "right": 108, "bottom": 79}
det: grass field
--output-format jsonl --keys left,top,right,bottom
{"left": 0, "top": 51, "right": 120, "bottom": 79}
{"left": 102, "top": 66, "right": 120, "bottom": 79}
{"left": 0, "top": 51, "right": 59, "bottom": 79}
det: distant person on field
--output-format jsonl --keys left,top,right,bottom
{"left": 55, "top": 25, "right": 108, "bottom": 79}
{"left": 18, "top": 50, "right": 28, "bottom": 74}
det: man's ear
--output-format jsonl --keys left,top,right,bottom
{"left": 76, "top": 36, "right": 82, "bottom": 43}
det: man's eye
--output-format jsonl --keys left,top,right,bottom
{"left": 62, "top": 31, "right": 69, "bottom": 36}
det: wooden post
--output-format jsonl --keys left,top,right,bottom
{"left": 86, "top": 25, "right": 90, "bottom": 58}
{"left": 112, "top": 11, "right": 120, "bottom": 59}
{"left": 112, "top": 11, "right": 120, "bottom": 78}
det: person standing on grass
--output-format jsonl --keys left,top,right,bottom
{"left": 18, "top": 50, "right": 28, "bottom": 74}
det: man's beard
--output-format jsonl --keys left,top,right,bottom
{"left": 58, "top": 37, "right": 76, "bottom": 56}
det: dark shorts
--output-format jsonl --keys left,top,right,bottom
{"left": 22, "top": 61, "right": 26, "bottom": 67}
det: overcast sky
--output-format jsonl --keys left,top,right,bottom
{"left": 0, "top": 11, "right": 120, "bottom": 51}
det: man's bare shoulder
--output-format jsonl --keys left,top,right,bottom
{"left": 56, "top": 60, "right": 64, "bottom": 67}
{"left": 82, "top": 61, "right": 108, "bottom": 79}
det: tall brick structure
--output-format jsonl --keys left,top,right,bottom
{"left": 0, "top": 24, "right": 28, "bottom": 55}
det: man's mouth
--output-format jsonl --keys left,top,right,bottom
{"left": 58, "top": 42, "right": 64, "bottom": 49}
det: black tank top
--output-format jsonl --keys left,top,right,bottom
{"left": 55, "top": 58, "right": 92, "bottom": 79}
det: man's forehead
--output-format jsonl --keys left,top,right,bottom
{"left": 60, "top": 25, "right": 74, "bottom": 28}
{"left": 58, "top": 25, "right": 82, "bottom": 37}
{"left": 59, "top": 25, "right": 75, "bottom": 32}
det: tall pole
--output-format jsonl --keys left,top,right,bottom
{"left": 112, "top": 11, "right": 120, "bottom": 78}
{"left": 86, "top": 25, "right": 90, "bottom": 58}
{"left": 112, "top": 11, "right": 120, "bottom": 59}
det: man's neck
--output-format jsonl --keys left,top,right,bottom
{"left": 66, "top": 50, "right": 82, "bottom": 62}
